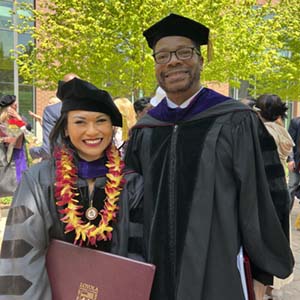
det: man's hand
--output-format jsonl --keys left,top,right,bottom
{"left": 253, "top": 279, "right": 266, "bottom": 300}
{"left": 29, "top": 110, "right": 42, "bottom": 124}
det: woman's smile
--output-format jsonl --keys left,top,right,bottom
{"left": 66, "top": 110, "right": 113, "bottom": 161}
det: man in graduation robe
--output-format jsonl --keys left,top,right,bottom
{"left": 125, "top": 13, "right": 294, "bottom": 300}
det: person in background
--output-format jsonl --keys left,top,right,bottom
{"left": 125, "top": 13, "right": 294, "bottom": 300}
{"left": 28, "top": 96, "right": 61, "bottom": 125}
{"left": 47, "top": 96, "right": 60, "bottom": 106}
{"left": 8, "top": 96, "right": 32, "bottom": 132}
{"left": 29, "top": 73, "right": 79, "bottom": 160}
{"left": 256, "top": 94, "right": 294, "bottom": 170}
{"left": 0, "top": 95, "right": 32, "bottom": 132}
{"left": 0, "top": 95, "right": 28, "bottom": 183}
{"left": 287, "top": 115, "right": 300, "bottom": 231}
{"left": 113, "top": 97, "right": 136, "bottom": 157}
{"left": 287, "top": 115, "right": 300, "bottom": 208}
{"left": 240, "top": 96, "right": 256, "bottom": 109}
{"left": 255, "top": 93, "right": 295, "bottom": 299}
{"left": 0, "top": 78, "right": 143, "bottom": 299}
{"left": 134, "top": 97, "right": 151, "bottom": 120}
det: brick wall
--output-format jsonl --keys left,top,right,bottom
{"left": 293, "top": 102, "right": 300, "bottom": 117}
{"left": 35, "top": 88, "right": 56, "bottom": 118}
{"left": 34, "top": 88, "right": 56, "bottom": 139}
{"left": 207, "top": 82, "right": 229, "bottom": 96}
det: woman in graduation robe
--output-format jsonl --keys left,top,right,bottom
{"left": 0, "top": 78, "right": 143, "bottom": 299}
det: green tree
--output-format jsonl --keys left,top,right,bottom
{"left": 11, "top": 0, "right": 300, "bottom": 100}
{"left": 253, "top": 0, "right": 300, "bottom": 100}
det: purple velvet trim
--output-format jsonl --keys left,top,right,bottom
{"left": 13, "top": 147, "right": 27, "bottom": 182}
{"left": 77, "top": 156, "right": 108, "bottom": 179}
{"left": 148, "top": 88, "right": 231, "bottom": 122}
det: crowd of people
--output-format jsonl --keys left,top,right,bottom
{"left": 0, "top": 13, "right": 299, "bottom": 300}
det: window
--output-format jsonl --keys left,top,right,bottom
{"left": 0, "top": 1, "right": 13, "bottom": 29}
{"left": 0, "top": 29, "right": 14, "bottom": 93}
{"left": 0, "top": 0, "right": 34, "bottom": 129}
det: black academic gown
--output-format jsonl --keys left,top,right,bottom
{"left": 125, "top": 98, "right": 294, "bottom": 300}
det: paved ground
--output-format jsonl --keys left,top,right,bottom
{"left": 0, "top": 203, "right": 300, "bottom": 299}
{"left": 276, "top": 202, "right": 300, "bottom": 300}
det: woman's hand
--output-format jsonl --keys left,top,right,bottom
{"left": 7, "top": 107, "right": 22, "bottom": 121}
{"left": 2, "top": 136, "right": 17, "bottom": 144}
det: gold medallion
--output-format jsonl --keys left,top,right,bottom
{"left": 85, "top": 207, "right": 98, "bottom": 221}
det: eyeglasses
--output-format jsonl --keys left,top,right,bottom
{"left": 153, "top": 47, "right": 200, "bottom": 64}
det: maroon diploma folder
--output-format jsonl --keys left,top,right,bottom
{"left": 46, "top": 239, "right": 155, "bottom": 300}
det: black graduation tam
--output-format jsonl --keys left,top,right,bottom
{"left": 0, "top": 95, "right": 16, "bottom": 108}
{"left": 57, "top": 78, "right": 122, "bottom": 127}
{"left": 143, "top": 13, "right": 209, "bottom": 49}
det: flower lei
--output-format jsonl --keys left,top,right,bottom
{"left": 54, "top": 144, "right": 125, "bottom": 246}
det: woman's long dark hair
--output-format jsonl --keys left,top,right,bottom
{"left": 256, "top": 94, "right": 288, "bottom": 122}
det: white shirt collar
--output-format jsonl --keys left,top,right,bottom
{"left": 166, "top": 87, "right": 204, "bottom": 109}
